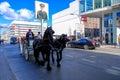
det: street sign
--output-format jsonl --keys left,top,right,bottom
{"left": 81, "top": 16, "right": 87, "bottom": 22}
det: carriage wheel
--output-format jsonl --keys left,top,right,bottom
{"left": 24, "top": 47, "right": 29, "bottom": 61}
{"left": 22, "top": 43, "right": 26, "bottom": 56}
{"left": 20, "top": 42, "right": 23, "bottom": 54}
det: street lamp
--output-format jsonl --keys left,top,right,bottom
{"left": 70, "top": 13, "right": 81, "bottom": 40}
{"left": 70, "top": 13, "right": 87, "bottom": 39}
{"left": 70, "top": 13, "right": 81, "bottom": 24}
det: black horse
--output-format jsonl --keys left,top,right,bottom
{"left": 51, "top": 34, "right": 70, "bottom": 67}
{"left": 33, "top": 27, "right": 54, "bottom": 71}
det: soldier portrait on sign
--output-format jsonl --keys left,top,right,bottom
{"left": 35, "top": 1, "right": 48, "bottom": 20}
{"left": 37, "top": 3, "right": 48, "bottom": 20}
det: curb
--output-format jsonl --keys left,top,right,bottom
{"left": 100, "top": 45, "right": 120, "bottom": 49}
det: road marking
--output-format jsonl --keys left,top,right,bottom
{"left": 66, "top": 48, "right": 84, "bottom": 51}
{"left": 81, "top": 58, "right": 96, "bottom": 63}
{"left": 105, "top": 69, "right": 120, "bottom": 76}
{"left": 89, "top": 55, "right": 96, "bottom": 58}
{"left": 65, "top": 54, "right": 74, "bottom": 58}
{"left": 112, "top": 66, "right": 120, "bottom": 71}
{"left": 88, "top": 49, "right": 120, "bottom": 56}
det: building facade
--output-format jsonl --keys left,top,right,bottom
{"left": 9, "top": 21, "right": 47, "bottom": 37}
{"left": 52, "top": 0, "right": 83, "bottom": 40}
{"left": 1, "top": 30, "right": 9, "bottom": 43}
{"left": 52, "top": 0, "right": 120, "bottom": 45}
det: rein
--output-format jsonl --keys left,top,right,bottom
{"left": 56, "top": 40, "right": 63, "bottom": 47}
{"left": 43, "top": 38, "right": 50, "bottom": 41}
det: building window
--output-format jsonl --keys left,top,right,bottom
{"left": 104, "top": 13, "right": 112, "bottom": 28}
{"left": 86, "top": 0, "right": 93, "bottom": 11}
{"left": 80, "top": 0, "right": 85, "bottom": 12}
{"left": 94, "top": 0, "right": 102, "bottom": 9}
{"left": 103, "top": 0, "right": 111, "bottom": 7}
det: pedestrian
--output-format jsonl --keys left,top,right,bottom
{"left": 37, "top": 32, "right": 42, "bottom": 39}
{"left": 26, "top": 29, "right": 34, "bottom": 46}
{"left": 118, "top": 34, "right": 120, "bottom": 48}
{"left": 21, "top": 37, "right": 25, "bottom": 43}
{"left": 1, "top": 39, "right": 4, "bottom": 44}
{"left": 105, "top": 38, "right": 108, "bottom": 44}
{"left": 116, "top": 17, "right": 120, "bottom": 28}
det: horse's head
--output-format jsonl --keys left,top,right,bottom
{"left": 43, "top": 27, "right": 55, "bottom": 43}
{"left": 48, "top": 27, "right": 55, "bottom": 35}
{"left": 59, "top": 34, "right": 70, "bottom": 47}
{"left": 60, "top": 34, "right": 69, "bottom": 41}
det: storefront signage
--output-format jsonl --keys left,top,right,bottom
{"left": 81, "top": 16, "right": 87, "bottom": 22}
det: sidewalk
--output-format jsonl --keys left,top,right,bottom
{"left": 92, "top": 44, "right": 120, "bottom": 56}
{"left": 100, "top": 44, "right": 120, "bottom": 49}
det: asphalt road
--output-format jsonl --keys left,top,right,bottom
{"left": 0, "top": 44, "right": 17, "bottom": 80}
{"left": 0, "top": 44, "right": 120, "bottom": 80}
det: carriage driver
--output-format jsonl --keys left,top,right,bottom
{"left": 37, "top": 32, "right": 42, "bottom": 39}
{"left": 26, "top": 29, "right": 34, "bottom": 46}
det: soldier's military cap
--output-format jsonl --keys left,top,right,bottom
{"left": 39, "top": 3, "right": 45, "bottom": 7}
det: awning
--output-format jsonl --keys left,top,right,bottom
{"left": 80, "top": 7, "right": 112, "bottom": 18}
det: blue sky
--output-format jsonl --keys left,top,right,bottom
{"left": 0, "top": 0, "right": 74, "bottom": 34}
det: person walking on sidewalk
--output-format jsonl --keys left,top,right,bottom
{"left": 118, "top": 34, "right": 120, "bottom": 48}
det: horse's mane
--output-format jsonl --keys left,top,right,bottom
{"left": 43, "top": 27, "right": 55, "bottom": 43}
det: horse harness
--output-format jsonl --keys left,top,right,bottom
{"left": 51, "top": 40, "right": 64, "bottom": 53}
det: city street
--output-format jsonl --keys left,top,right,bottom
{"left": 0, "top": 44, "right": 16, "bottom": 80}
{"left": 0, "top": 44, "right": 120, "bottom": 80}
{"left": 1, "top": 0, "right": 120, "bottom": 80}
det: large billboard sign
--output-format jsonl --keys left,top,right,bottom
{"left": 35, "top": 1, "right": 49, "bottom": 20}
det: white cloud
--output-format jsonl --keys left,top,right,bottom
{"left": 0, "top": 1, "right": 34, "bottom": 21}
{"left": 0, "top": 1, "right": 10, "bottom": 14}
{"left": 17, "top": 9, "right": 34, "bottom": 20}
{"left": 0, "top": 23, "right": 9, "bottom": 27}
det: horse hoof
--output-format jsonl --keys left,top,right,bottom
{"left": 47, "top": 66, "right": 52, "bottom": 71}
{"left": 57, "top": 64, "right": 61, "bottom": 67}
{"left": 40, "top": 61, "right": 45, "bottom": 66}
{"left": 52, "top": 61, "right": 55, "bottom": 64}
{"left": 35, "top": 61, "right": 38, "bottom": 64}
{"left": 35, "top": 61, "right": 41, "bottom": 65}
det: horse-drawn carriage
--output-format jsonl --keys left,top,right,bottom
{"left": 19, "top": 37, "right": 34, "bottom": 60}
{"left": 23, "top": 39, "right": 34, "bottom": 60}
{"left": 19, "top": 27, "right": 69, "bottom": 71}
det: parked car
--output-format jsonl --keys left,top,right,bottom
{"left": 10, "top": 37, "right": 18, "bottom": 44}
{"left": 66, "top": 38, "right": 96, "bottom": 49}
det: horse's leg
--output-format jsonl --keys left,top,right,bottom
{"left": 46, "top": 50, "right": 52, "bottom": 71}
{"left": 34, "top": 49, "right": 40, "bottom": 64}
{"left": 59, "top": 49, "right": 63, "bottom": 61}
{"left": 56, "top": 51, "right": 60, "bottom": 67}
{"left": 51, "top": 50, "right": 55, "bottom": 64}
{"left": 58, "top": 50, "right": 63, "bottom": 67}
{"left": 40, "top": 50, "right": 46, "bottom": 66}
